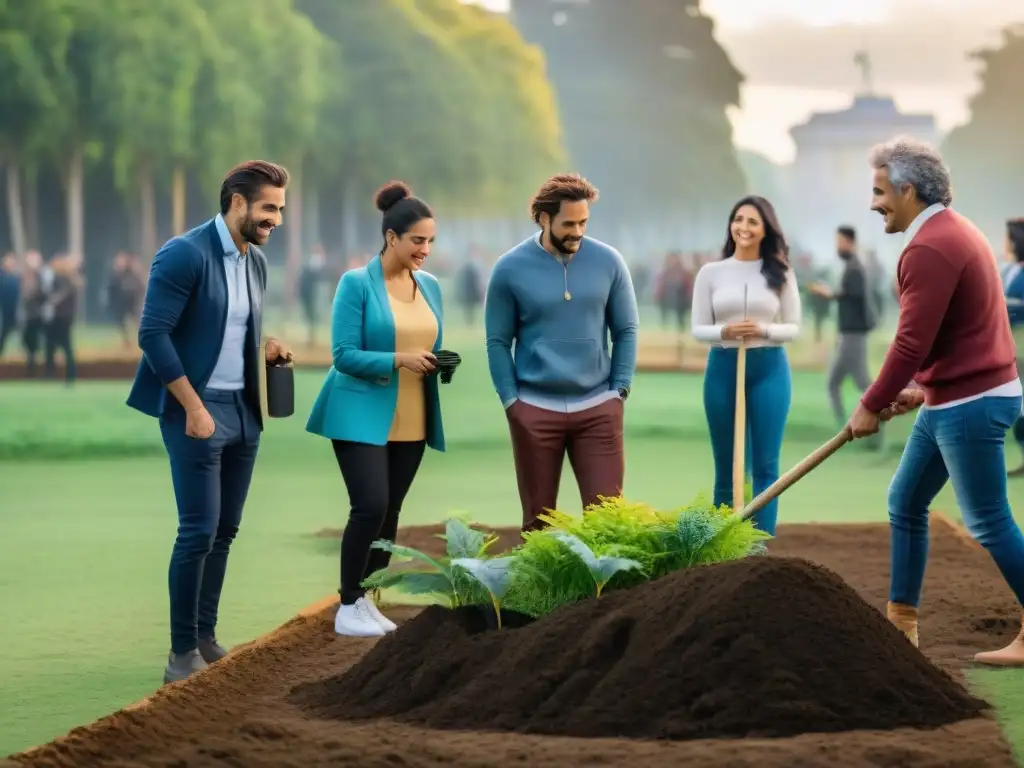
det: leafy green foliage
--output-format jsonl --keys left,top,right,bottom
{"left": 548, "top": 532, "right": 642, "bottom": 598}
{"left": 361, "top": 517, "right": 499, "bottom": 608}
{"left": 365, "top": 496, "right": 770, "bottom": 622}
{"left": 451, "top": 556, "right": 516, "bottom": 627}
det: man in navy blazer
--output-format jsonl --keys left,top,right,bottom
{"left": 127, "top": 160, "right": 294, "bottom": 685}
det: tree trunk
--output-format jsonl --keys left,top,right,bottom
{"left": 284, "top": 174, "right": 303, "bottom": 312}
{"left": 5, "top": 162, "right": 27, "bottom": 256}
{"left": 341, "top": 174, "right": 360, "bottom": 260}
{"left": 305, "top": 183, "right": 321, "bottom": 251}
{"left": 24, "top": 167, "right": 40, "bottom": 250}
{"left": 171, "top": 165, "right": 187, "bottom": 235}
{"left": 65, "top": 146, "right": 85, "bottom": 260}
{"left": 138, "top": 160, "right": 158, "bottom": 260}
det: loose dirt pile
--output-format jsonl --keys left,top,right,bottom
{"left": 293, "top": 555, "right": 987, "bottom": 741}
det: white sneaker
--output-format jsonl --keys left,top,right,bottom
{"left": 334, "top": 598, "right": 387, "bottom": 637}
{"left": 363, "top": 597, "right": 398, "bottom": 632}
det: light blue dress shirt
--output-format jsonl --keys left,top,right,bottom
{"left": 206, "top": 214, "right": 251, "bottom": 391}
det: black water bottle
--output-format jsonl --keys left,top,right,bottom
{"left": 265, "top": 359, "right": 295, "bottom": 418}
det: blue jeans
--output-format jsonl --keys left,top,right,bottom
{"left": 160, "top": 390, "right": 261, "bottom": 653}
{"left": 703, "top": 346, "right": 791, "bottom": 534}
{"left": 889, "top": 395, "right": 1024, "bottom": 608}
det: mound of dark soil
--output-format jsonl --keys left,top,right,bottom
{"left": 291, "top": 556, "right": 989, "bottom": 742}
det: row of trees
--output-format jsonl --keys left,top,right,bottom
{"left": 0, "top": 0, "right": 565, "bottom": 296}
{"left": 943, "top": 24, "right": 1024, "bottom": 241}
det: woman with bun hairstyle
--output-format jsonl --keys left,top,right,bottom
{"left": 690, "top": 195, "right": 801, "bottom": 536}
{"left": 307, "top": 181, "right": 446, "bottom": 637}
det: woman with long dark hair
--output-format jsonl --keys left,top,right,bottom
{"left": 690, "top": 195, "right": 802, "bottom": 535}
{"left": 1002, "top": 219, "right": 1024, "bottom": 476}
{"left": 306, "top": 180, "right": 446, "bottom": 637}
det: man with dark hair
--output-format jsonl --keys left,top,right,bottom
{"left": 485, "top": 173, "right": 639, "bottom": 532}
{"left": 809, "top": 225, "right": 879, "bottom": 441}
{"left": 127, "top": 160, "right": 294, "bottom": 684}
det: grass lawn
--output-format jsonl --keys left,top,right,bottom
{"left": 1, "top": 329, "right": 1023, "bottom": 759}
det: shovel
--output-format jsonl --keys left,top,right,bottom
{"left": 736, "top": 428, "right": 853, "bottom": 522}
{"left": 732, "top": 285, "right": 749, "bottom": 514}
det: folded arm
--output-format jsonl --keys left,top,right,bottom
{"left": 861, "top": 245, "right": 959, "bottom": 412}
{"left": 331, "top": 271, "right": 396, "bottom": 382}
{"left": 484, "top": 263, "right": 519, "bottom": 407}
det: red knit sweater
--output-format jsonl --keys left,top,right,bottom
{"left": 861, "top": 208, "right": 1017, "bottom": 412}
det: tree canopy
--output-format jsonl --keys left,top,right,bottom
{"left": 942, "top": 25, "right": 1024, "bottom": 241}
{"left": 0, "top": 0, "right": 566, "bottom": 270}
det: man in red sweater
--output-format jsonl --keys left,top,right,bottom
{"left": 848, "top": 136, "right": 1024, "bottom": 665}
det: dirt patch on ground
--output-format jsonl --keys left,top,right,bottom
{"left": 9, "top": 522, "right": 1019, "bottom": 767}
{"left": 0, "top": 359, "right": 141, "bottom": 381}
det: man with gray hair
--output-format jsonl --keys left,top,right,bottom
{"left": 846, "top": 136, "right": 1024, "bottom": 666}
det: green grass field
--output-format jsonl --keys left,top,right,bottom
{"left": 2, "top": 325, "right": 1023, "bottom": 759}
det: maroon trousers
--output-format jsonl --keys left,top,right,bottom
{"left": 506, "top": 398, "right": 625, "bottom": 531}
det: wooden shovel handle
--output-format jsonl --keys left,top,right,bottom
{"left": 736, "top": 429, "right": 852, "bottom": 523}
{"left": 732, "top": 340, "right": 747, "bottom": 514}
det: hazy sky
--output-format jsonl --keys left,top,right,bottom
{"left": 470, "top": 0, "right": 1024, "bottom": 163}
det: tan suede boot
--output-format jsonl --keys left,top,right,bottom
{"left": 974, "top": 612, "right": 1024, "bottom": 666}
{"left": 887, "top": 601, "right": 919, "bottom": 648}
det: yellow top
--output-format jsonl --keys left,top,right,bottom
{"left": 387, "top": 288, "right": 438, "bottom": 442}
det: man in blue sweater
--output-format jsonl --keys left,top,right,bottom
{"left": 127, "top": 160, "right": 293, "bottom": 685}
{"left": 485, "top": 173, "right": 639, "bottom": 531}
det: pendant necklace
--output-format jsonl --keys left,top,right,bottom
{"left": 544, "top": 241, "right": 572, "bottom": 300}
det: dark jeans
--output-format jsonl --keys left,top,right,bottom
{"left": 22, "top": 318, "right": 43, "bottom": 375}
{"left": 45, "top": 318, "right": 75, "bottom": 383}
{"left": 889, "top": 395, "right": 1024, "bottom": 608}
{"left": 161, "top": 390, "right": 260, "bottom": 654}
{"left": 703, "top": 346, "right": 791, "bottom": 535}
{"left": 332, "top": 439, "right": 426, "bottom": 605}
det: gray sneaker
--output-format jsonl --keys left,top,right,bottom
{"left": 198, "top": 637, "right": 229, "bottom": 664}
{"left": 163, "top": 649, "right": 208, "bottom": 685}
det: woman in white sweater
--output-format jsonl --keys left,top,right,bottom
{"left": 690, "top": 195, "right": 802, "bottom": 534}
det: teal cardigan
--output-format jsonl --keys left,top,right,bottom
{"left": 306, "top": 256, "right": 446, "bottom": 451}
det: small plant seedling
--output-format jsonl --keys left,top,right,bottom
{"left": 550, "top": 532, "right": 642, "bottom": 598}
{"left": 451, "top": 556, "right": 517, "bottom": 628}
{"left": 361, "top": 540, "right": 462, "bottom": 607}
{"left": 442, "top": 516, "right": 498, "bottom": 560}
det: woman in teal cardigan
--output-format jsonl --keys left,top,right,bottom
{"left": 307, "top": 181, "right": 446, "bottom": 638}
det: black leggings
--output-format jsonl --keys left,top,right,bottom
{"left": 331, "top": 439, "right": 426, "bottom": 604}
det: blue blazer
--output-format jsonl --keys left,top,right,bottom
{"left": 126, "top": 218, "right": 267, "bottom": 426}
{"left": 1005, "top": 264, "right": 1024, "bottom": 327}
{"left": 306, "top": 256, "right": 446, "bottom": 451}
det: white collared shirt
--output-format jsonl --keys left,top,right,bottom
{"left": 902, "top": 202, "right": 947, "bottom": 250}
{"left": 206, "top": 214, "right": 251, "bottom": 391}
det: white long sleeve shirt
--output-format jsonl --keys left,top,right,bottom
{"left": 690, "top": 257, "right": 802, "bottom": 348}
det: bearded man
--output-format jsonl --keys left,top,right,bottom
{"left": 128, "top": 160, "right": 294, "bottom": 684}
{"left": 484, "top": 173, "right": 639, "bottom": 532}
